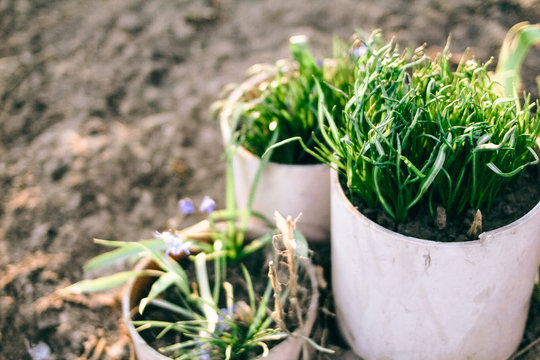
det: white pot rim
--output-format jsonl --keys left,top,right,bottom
{"left": 331, "top": 169, "right": 540, "bottom": 248}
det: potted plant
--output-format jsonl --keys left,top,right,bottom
{"left": 215, "top": 34, "right": 359, "bottom": 242}
{"left": 295, "top": 30, "right": 540, "bottom": 359}
{"left": 65, "top": 129, "right": 328, "bottom": 359}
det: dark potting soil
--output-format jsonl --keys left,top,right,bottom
{"left": 132, "top": 245, "right": 313, "bottom": 358}
{"left": 341, "top": 165, "right": 540, "bottom": 242}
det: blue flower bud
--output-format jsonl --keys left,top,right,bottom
{"left": 199, "top": 196, "right": 216, "bottom": 214}
{"left": 179, "top": 198, "right": 195, "bottom": 214}
{"left": 153, "top": 230, "right": 192, "bottom": 257}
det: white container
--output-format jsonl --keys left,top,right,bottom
{"left": 220, "top": 70, "right": 330, "bottom": 242}
{"left": 122, "top": 258, "right": 171, "bottom": 360}
{"left": 231, "top": 146, "right": 330, "bottom": 242}
{"left": 330, "top": 170, "right": 540, "bottom": 360}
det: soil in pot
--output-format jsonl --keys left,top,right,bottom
{"left": 340, "top": 165, "right": 540, "bottom": 242}
{"left": 130, "top": 246, "right": 315, "bottom": 358}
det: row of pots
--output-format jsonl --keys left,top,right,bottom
{"left": 123, "top": 136, "right": 540, "bottom": 359}
{"left": 231, "top": 140, "right": 540, "bottom": 360}
{"left": 218, "top": 72, "right": 540, "bottom": 359}
{"left": 123, "top": 45, "right": 540, "bottom": 360}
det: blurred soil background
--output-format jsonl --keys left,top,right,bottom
{"left": 1, "top": 0, "right": 540, "bottom": 359}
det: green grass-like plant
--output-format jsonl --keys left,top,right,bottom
{"left": 277, "top": 30, "right": 540, "bottom": 224}
{"left": 228, "top": 35, "right": 360, "bottom": 165}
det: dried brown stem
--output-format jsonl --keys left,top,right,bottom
{"left": 268, "top": 260, "right": 287, "bottom": 332}
{"left": 467, "top": 209, "right": 483, "bottom": 239}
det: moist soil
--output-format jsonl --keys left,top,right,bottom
{"left": 344, "top": 166, "right": 540, "bottom": 242}
{"left": 1, "top": 1, "right": 540, "bottom": 359}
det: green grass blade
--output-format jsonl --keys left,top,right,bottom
{"left": 66, "top": 269, "right": 162, "bottom": 294}
{"left": 84, "top": 238, "right": 165, "bottom": 271}
{"left": 139, "top": 272, "right": 186, "bottom": 314}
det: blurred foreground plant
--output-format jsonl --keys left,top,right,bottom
{"left": 495, "top": 22, "right": 540, "bottom": 99}
{"left": 65, "top": 110, "right": 327, "bottom": 358}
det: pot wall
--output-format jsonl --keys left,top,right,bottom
{"left": 330, "top": 170, "right": 540, "bottom": 360}
{"left": 232, "top": 146, "right": 330, "bottom": 242}
{"left": 122, "top": 260, "right": 170, "bottom": 360}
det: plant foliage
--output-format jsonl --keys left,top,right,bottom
{"left": 230, "top": 35, "right": 359, "bottom": 164}
{"left": 284, "top": 30, "right": 540, "bottom": 223}
{"left": 66, "top": 109, "right": 324, "bottom": 358}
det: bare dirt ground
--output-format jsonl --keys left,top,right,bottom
{"left": 1, "top": 0, "right": 540, "bottom": 359}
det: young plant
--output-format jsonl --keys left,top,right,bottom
{"left": 276, "top": 30, "right": 540, "bottom": 225}
{"left": 135, "top": 247, "right": 289, "bottom": 360}
{"left": 65, "top": 110, "right": 326, "bottom": 358}
{"left": 67, "top": 211, "right": 322, "bottom": 359}
{"left": 225, "top": 35, "right": 360, "bottom": 165}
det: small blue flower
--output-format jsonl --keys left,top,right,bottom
{"left": 153, "top": 230, "right": 192, "bottom": 257}
{"left": 215, "top": 305, "right": 236, "bottom": 333}
{"left": 194, "top": 338, "right": 211, "bottom": 360}
{"left": 199, "top": 196, "right": 216, "bottom": 214}
{"left": 353, "top": 44, "right": 367, "bottom": 58}
{"left": 179, "top": 198, "right": 194, "bottom": 214}
{"left": 316, "top": 58, "right": 323, "bottom": 68}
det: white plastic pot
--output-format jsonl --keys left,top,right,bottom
{"left": 231, "top": 146, "right": 330, "bottom": 242}
{"left": 122, "top": 222, "right": 320, "bottom": 360}
{"left": 220, "top": 70, "right": 330, "bottom": 242}
{"left": 330, "top": 170, "right": 540, "bottom": 360}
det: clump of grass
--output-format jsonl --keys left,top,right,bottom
{"left": 232, "top": 35, "right": 361, "bottom": 165}
{"left": 290, "top": 31, "right": 540, "bottom": 223}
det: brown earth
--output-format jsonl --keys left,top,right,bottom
{"left": 1, "top": 0, "right": 540, "bottom": 359}
{"left": 347, "top": 166, "right": 540, "bottom": 242}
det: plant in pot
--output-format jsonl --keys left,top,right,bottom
{"left": 214, "top": 34, "right": 361, "bottom": 242}
{"left": 65, "top": 132, "right": 327, "bottom": 359}
{"left": 290, "top": 30, "right": 540, "bottom": 359}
